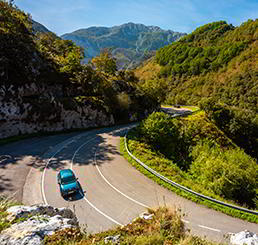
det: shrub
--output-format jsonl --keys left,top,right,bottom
{"left": 190, "top": 140, "right": 258, "bottom": 208}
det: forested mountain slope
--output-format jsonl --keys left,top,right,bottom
{"left": 135, "top": 20, "right": 258, "bottom": 158}
{"left": 61, "top": 23, "right": 186, "bottom": 69}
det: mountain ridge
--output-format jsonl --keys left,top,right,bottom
{"left": 61, "top": 22, "right": 186, "bottom": 69}
{"left": 31, "top": 19, "right": 51, "bottom": 33}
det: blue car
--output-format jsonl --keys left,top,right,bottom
{"left": 57, "top": 169, "right": 80, "bottom": 197}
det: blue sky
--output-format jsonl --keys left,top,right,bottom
{"left": 15, "top": 0, "right": 258, "bottom": 35}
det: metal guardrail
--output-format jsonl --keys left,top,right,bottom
{"left": 124, "top": 128, "right": 258, "bottom": 216}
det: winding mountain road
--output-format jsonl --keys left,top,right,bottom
{"left": 0, "top": 125, "right": 257, "bottom": 243}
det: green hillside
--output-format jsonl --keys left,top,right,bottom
{"left": 156, "top": 20, "right": 256, "bottom": 78}
{"left": 135, "top": 19, "right": 258, "bottom": 159}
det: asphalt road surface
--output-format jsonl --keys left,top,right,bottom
{"left": 0, "top": 125, "right": 257, "bottom": 243}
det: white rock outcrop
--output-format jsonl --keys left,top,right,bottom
{"left": 0, "top": 205, "right": 79, "bottom": 245}
{"left": 139, "top": 212, "right": 154, "bottom": 220}
{"left": 104, "top": 234, "right": 120, "bottom": 244}
{"left": 230, "top": 230, "right": 258, "bottom": 245}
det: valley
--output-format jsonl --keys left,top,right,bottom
{"left": 0, "top": 1, "right": 257, "bottom": 244}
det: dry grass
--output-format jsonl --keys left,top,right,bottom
{"left": 0, "top": 194, "right": 18, "bottom": 211}
{"left": 44, "top": 207, "right": 223, "bottom": 245}
{"left": 0, "top": 194, "right": 20, "bottom": 233}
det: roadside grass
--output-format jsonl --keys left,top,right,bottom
{"left": 44, "top": 207, "right": 222, "bottom": 245}
{"left": 120, "top": 136, "right": 258, "bottom": 223}
{"left": 0, "top": 195, "right": 20, "bottom": 233}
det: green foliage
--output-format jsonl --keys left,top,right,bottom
{"left": 136, "top": 20, "right": 257, "bottom": 162}
{"left": 121, "top": 135, "right": 258, "bottom": 223}
{"left": 138, "top": 112, "right": 189, "bottom": 169}
{"left": 0, "top": 1, "right": 84, "bottom": 85}
{"left": 181, "top": 21, "right": 233, "bottom": 44}
{"left": 91, "top": 50, "right": 117, "bottom": 75}
{"left": 199, "top": 99, "right": 258, "bottom": 159}
{"left": 190, "top": 141, "right": 257, "bottom": 207}
{"left": 137, "top": 78, "right": 168, "bottom": 103}
{"left": 133, "top": 234, "right": 164, "bottom": 245}
{"left": 128, "top": 111, "right": 258, "bottom": 210}
{"left": 0, "top": 1, "right": 38, "bottom": 84}
{"left": 0, "top": 212, "right": 10, "bottom": 234}
{"left": 156, "top": 23, "right": 247, "bottom": 77}
{"left": 0, "top": 1, "right": 159, "bottom": 127}
{"left": 138, "top": 111, "right": 233, "bottom": 170}
{"left": 146, "top": 19, "right": 257, "bottom": 110}
{"left": 0, "top": 195, "right": 20, "bottom": 233}
{"left": 36, "top": 32, "right": 84, "bottom": 76}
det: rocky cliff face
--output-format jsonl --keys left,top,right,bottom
{"left": 61, "top": 22, "right": 186, "bottom": 69}
{"left": 0, "top": 83, "right": 114, "bottom": 139}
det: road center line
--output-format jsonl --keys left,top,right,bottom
{"left": 181, "top": 219, "right": 190, "bottom": 224}
{"left": 94, "top": 151, "right": 150, "bottom": 209}
{"left": 81, "top": 192, "right": 122, "bottom": 226}
{"left": 198, "top": 224, "right": 221, "bottom": 232}
{"left": 71, "top": 136, "right": 123, "bottom": 226}
{"left": 71, "top": 136, "right": 98, "bottom": 170}
{"left": 42, "top": 139, "right": 76, "bottom": 205}
{"left": 42, "top": 131, "right": 98, "bottom": 205}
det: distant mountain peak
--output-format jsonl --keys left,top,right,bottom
{"left": 61, "top": 23, "right": 186, "bottom": 69}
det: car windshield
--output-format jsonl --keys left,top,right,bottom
{"left": 61, "top": 175, "right": 75, "bottom": 184}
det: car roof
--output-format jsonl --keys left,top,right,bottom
{"left": 59, "top": 169, "right": 75, "bottom": 179}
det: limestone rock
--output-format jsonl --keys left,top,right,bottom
{"left": 139, "top": 212, "right": 154, "bottom": 220}
{"left": 0, "top": 205, "right": 79, "bottom": 245}
{"left": 0, "top": 83, "right": 114, "bottom": 139}
{"left": 230, "top": 230, "right": 258, "bottom": 245}
{"left": 104, "top": 234, "right": 120, "bottom": 244}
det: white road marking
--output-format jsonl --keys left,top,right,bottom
{"left": 181, "top": 219, "right": 190, "bottom": 224}
{"left": 71, "top": 136, "right": 98, "bottom": 170}
{"left": 42, "top": 128, "right": 226, "bottom": 234}
{"left": 80, "top": 191, "right": 123, "bottom": 226}
{"left": 198, "top": 224, "right": 221, "bottom": 232}
{"left": 71, "top": 136, "right": 123, "bottom": 226}
{"left": 41, "top": 139, "right": 76, "bottom": 205}
{"left": 94, "top": 151, "right": 150, "bottom": 209}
